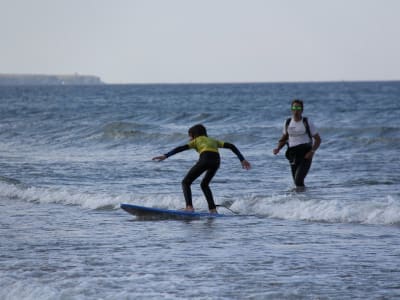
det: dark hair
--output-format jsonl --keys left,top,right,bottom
{"left": 188, "top": 124, "right": 208, "bottom": 138}
{"left": 291, "top": 99, "right": 304, "bottom": 109}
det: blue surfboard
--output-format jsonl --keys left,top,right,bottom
{"left": 120, "top": 203, "right": 236, "bottom": 220}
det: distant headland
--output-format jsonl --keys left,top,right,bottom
{"left": 0, "top": 73, "right": 104, "bottom": 85}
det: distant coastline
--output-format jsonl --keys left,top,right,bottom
{"left": 0, "top": 73, "right": 104, "bottom": 85}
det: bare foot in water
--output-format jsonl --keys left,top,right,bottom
{"left": 182, "top": 206, "right": 194, "bottom": 212}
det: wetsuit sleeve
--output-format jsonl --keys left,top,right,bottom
{"left": 164, "top": 145, "right": 190, "bottom": 158}
{"left": 222, "top": 142, "right": 245, "bottom": 162}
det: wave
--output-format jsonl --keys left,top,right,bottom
{"left": 83, "top": 121, "right": 265, "bottom": 147}
{"left": 232, "top": 193, "right": 400, "bottom": 226}
{"left": 82, "top": 121, "right": 183, "bottom": 145}
{"left": 0, "top": 181, "right": 121, "bottom": 210}
{"left": 1, "top": 180, "right": 399, "bottom": 226}
{"left": 0, "top": 179, "right": 184, "bottom": 211}
{"left": 100, "top": 122, "right": 151, "bottom": 140}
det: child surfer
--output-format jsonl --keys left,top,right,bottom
{"left": 152, "top": 124, "right": 251, "bottom": 213}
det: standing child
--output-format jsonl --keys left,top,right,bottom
{"left": 152, "top": 124, "right": 251, "bottom": 213}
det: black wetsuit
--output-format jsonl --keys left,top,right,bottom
{"left": 285, "top": 143, "right": 312, "bottom": 187}
{"left": 165, "top": 137, "right": 245, "bottom": 210}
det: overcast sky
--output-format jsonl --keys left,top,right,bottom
{"left": 1, "top": 0, "right": 399, "bottom": 83}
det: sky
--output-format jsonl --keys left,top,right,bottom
{"left": 1, "top": 0, "right": 400, "bottom": 84}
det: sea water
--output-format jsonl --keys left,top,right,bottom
{"left": 1, "top": 82, "right": 399, "bottom": 299}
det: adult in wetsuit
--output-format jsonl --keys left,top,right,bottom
{"left": 152, "top": 124, "right": 251, "bottom": 213}
{"left": 273, "top": 100, "right": 321, "bottom": 188}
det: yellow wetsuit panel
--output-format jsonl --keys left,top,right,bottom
{"left": 188, "top": 136, "right": 224, "bottom": 154}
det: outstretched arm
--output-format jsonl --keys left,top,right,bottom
{"left": 152, "top": 145, "right": 190, "bottom": 161}
{"left": 223, "top": 142, "right": 251, "bottom": 170}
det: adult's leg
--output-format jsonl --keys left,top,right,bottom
{"left": 290, "top": 161, "right": 297, "bottom": 183}
{"left": 294, "top": 158, "right": 312, "bottom": 187}
{"left": 286, "top": 148, "right": 297, "bottom": 184}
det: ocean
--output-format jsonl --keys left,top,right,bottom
{"left": 1, "top": 82, "right": 399, "bottom": 299}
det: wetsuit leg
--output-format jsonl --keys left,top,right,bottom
{"left": 182, "top": 152, "right": 220, "bottom": 209}
{"left": 294, "top": 158, "right": 312, "bottom": 187}
{"left": 287, "top": 148, "right": 298, "bottom": 184}
{"left": 287, "top": 144, "right": 312, "bottom": 187}
{"left": 182, "top": 161, "right": 206, "bottom": 208}
{"left": 200, "top": 164, "right": 219, "bottom": 210}
{"left": 290, "top": 162, "right": 297, "bottom": 183}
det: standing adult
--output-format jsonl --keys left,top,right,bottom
{"left": 273, "top": 99, "right": 321, "bottom": 188}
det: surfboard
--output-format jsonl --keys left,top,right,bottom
{"left": 120, "top": 203, "right": 235, "bottom": 220}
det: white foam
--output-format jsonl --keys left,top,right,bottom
{"left": 232, "top": 193, "right": 400, "bottom": 225}
{"left": 1, "top": 181, "right": 399, "bottom": 225}
{"left": 0, "top": 280, "right": 59, "bottom": 300}
{"left": 0, "top": 181, "right": 186, "bottom": 210}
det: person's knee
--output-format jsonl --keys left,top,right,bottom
{"left": 200, "top": 180, "right": 209, "bottom": 191}
{"left": 182, "top": 178, "right": 191, "bottom": 188}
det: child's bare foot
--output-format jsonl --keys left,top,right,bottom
{"left": 209, "top": 208, "right": 218, "bottom": 214}
{"left": 182, "top": 206, "right": 194, "bottom": 212}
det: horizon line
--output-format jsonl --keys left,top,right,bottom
{"left": 104, "top": 79, "right": 400, "bottom": 85}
